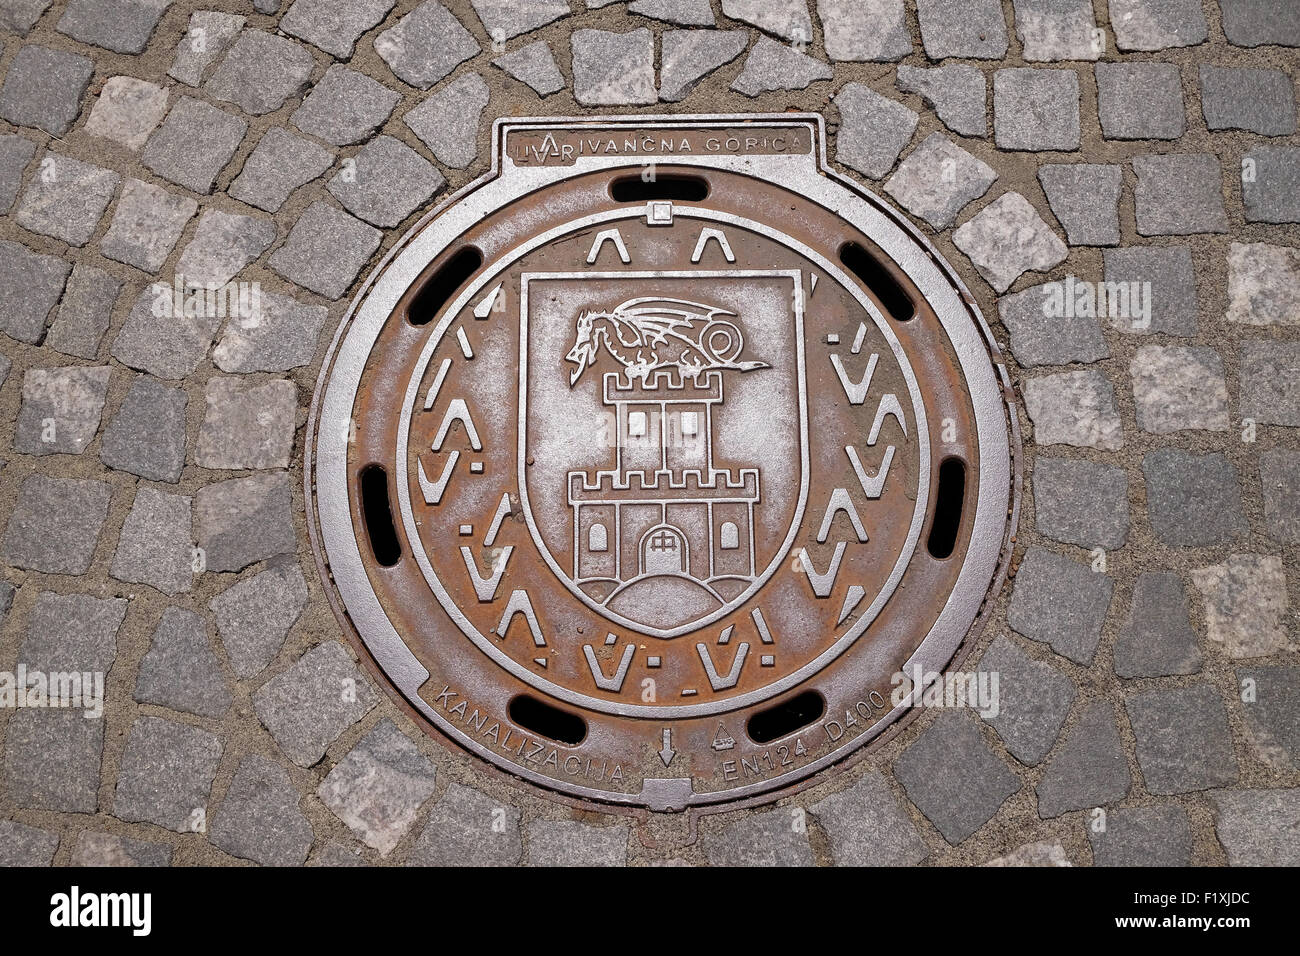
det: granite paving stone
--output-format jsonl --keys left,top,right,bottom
{"left": 492, "top": 41, "right": 566, "bottom": 97}
{"left": 99, "top": 179, "right": 198, "bottom": 273}
{"left": 45, "top": 264, "right": 119, "bottom": 359}
{"left": 1126, "top": 685, "right": 1239, "bottom": 794}
{"left": 731, "top": 36, "right": 831, "bottom": 98}
{"left": 1011, "top": 0, "right": 1101, "bottom": 61}
{"left": 374, "top": 2, "right": 479, "bottom": 90}
{"left": 0, "top": 821, "right": 57, "bottom": 866}
{"left": 228, "top": 127, "right": 334, "bottom": 214}
{"left": 894, "top": 712, "right": 1021, "bottom": 844}
{"left": 210, "top": 754, "right": 314, "bottom": 866}
{"left": 1033, "top": 457, "right": 1129, "bottom": 549}
{"left": 810, "top": 770, "right": 928, "bottom": 865}
{"left": 0, "top": 0, "right": 52, "bottom": 35}
{"left": 113, "top": 716, "right": 223, "bottom": 832}
{"left": 318, "top": 719, "right": 438, "bottom": 856}
{"left": 833, "top": 82, "right": 918, "bottom": 180}
{"left": 56, "top": 0, "right": 169, "bottom": 55}
{"left": 953, "top": 192, "right": 1067, "bottom": 293}
{"left": 527, "top": 819, "right": 629, "bottom": 866}
{"left": 169, "top": 10, "right": 245, "bottom": 87}
{"left": 1036, "top": 703, "right": 1132, "bottom": 817}
{"left": 1219, "top": 0, "right": 1300, "bottom": 48}
{"left": 993, "top": 68, "right": 1080, "bottom": 151}
{"left": 0, "top": 240, "right": 68, "bottom": 344}
{"left": 111, "top": 287, "right": 224, "bottom": 381}
{"left": 1095, "top": 62, "right": 1185, "bottom": 140}
{"left": 1227, "top": 242, "right": 1300, "bottom": 326}
{"left": 572, "top": 28, "right": 657, "bottom": 106}
{"left": 1113, "top": 572, "right": 1202, "bottom": 678}
{"left": 1130, "top": 344, "right": 1230, "bottom": 433}
{"left": 916, "top": 0, "right": 1010, "bottom": 59}
{"left": 0, "top": 134, "right": 36, "bottom": 213}
{"left": 13, "top": 154, "right": 120, "bottom": 247}
{"left": 327, "top": 136, "right": 444, "bottom": 229}
{"left": 84, "top": 77, "right": 170, "bottom": 151}
{"left": 405, "top": 74, "right": 490, "bottom": 168}
{"left": 280, "top": 0, "right": 396, "bottom": 59}
{"left": 99, "top": 374, "right": 188, "bottom": 482}
{"left": 1211, "top": 790, "right": 1300, "bottom": 866}
{"left": 986, "top": 841, "right": 1072, "bottom": 866}
{"left": 471, "top": 0, "right": 569, "bottom": 42}
{"left": 720, "top": 0, "right": 811, "bottom": 42}
{"left": 1142, "top": 449, "right": 1245, "bottom": 547}
{"left": 996, "top": 280, "right": 1109, "bottom": 366}
{"left": 1108, "top": 0, "right": 1208, "bottom": 51}
{"left": 205, "top": 31, "right": 315, "bottom": 117}
{"left": 14, "top": 365, "right": 111, "bottom": 456}
{"left": 135, "top": 606, "right": 232, "bottom": 719}
{"left": 212, "top": 291, "right": 330, "bottom": 373}
{"left": 292, "top": 65, "right": 401, "bottom": 147}
{"left": 630, "top": 0, "right": 714, "bottom": 27}
{"left": 196, "top": 377, "right": 297, "bottom": 471}
{"left": 895, "top": 64, "right": 986, "bottom": 137}
{"left": 21, "top": 590, "right": 127, "bottom": 674}
{"left": 1237, "top": 666, "right": 1300, "bottom": 771}
{"left": 194, "top": 472, "right": 297, "bottom": 573}
{"left": 2, "top": 475, "right": 110, "bottom": 574}
{"left": 1007, "top": 546, "right": 1114, "bottom": 665}
{"left": 1190, "top": 554, "right": 1291, "bottom": 658}
{"left": 3, "top": 711, "right": 105, "bottom": 812}
{"left": 1260, "top": 449, "right": 1300, "bottom": 545}
{"left": 1022, "top": 370, "right": 1124, "bottom": 450}
{"left": 1242, "top": 146, "right": 1300, "bottom": 224}
{"left": 0, "top": 44, "right": 93, "bottom": 136}
{"left": 1038, "top": 164, "right": 1122, "bottom": 245}
{"left": 268, "top": 201, "right": 382, "bottom": 300}
{"left": 71, "top": 832, "right": 173, "bottom": 867}
{"left": 978, "top": 634, "right": 1076, "bottom": 765}
{"left": 818, "top": 0, "right": 910, "bottom": 61}
{"left": 110, "top": 486, "right": 194, "bottom": 596}
{"left": 704, "top": 808, "right": 814, "bottom": 866}
{"left": 1199, "top": 65, "right": 1296, "bottom": 135}
{"left": 1132, "top": 154, "right": 1228, "bottom": 234}
{"left": 1238, "top": 340, "right": 1300, "bottom": 425}
{"left": 885, "top": 135, "right": 998, "bottom": 231}
{"left": 1101, "top": 245, "right": 1198, "bottom": 335}
{"left": 143, "top": 97, "right": 248, "bottom": 194}
{"left": 253, "top": 641, "right": 377, "bottom": 767}
{"left": 175, "top": 209, "right": 276, "bottom": 288}
{"left": 406, "top": 783, "right": 522, "bottom": 866}
{"left": 211, "top": 560, "right": 309, "bottom": 679}
{"left": 1088, "top": 806, "right": 1192, "bottom": 866}
{"left": 658, "top": 30, "right": 748, "bottom": 102}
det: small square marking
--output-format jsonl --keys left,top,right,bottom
{"left": 647, "top": 200, "right": 673, "bottom": 225}
{"left": 628, "top": 410, "right": 647, "bottom": 437}
{"left": 680, "top": 410, "right": 698, "bottom": 436}
{"left": 761, "top": 655, "right": 775, "bottom": 667}
{"left": 458, "top": 525, "right": 473, "bottom": 536}
{"left": 470, "top": 461, "right": 484, "bottom": 473}
{"left": 826, "top": 333, "right": 840, "bottom": 345}
{"left": 647, "top": 656, "right": 661, "bottom": 668}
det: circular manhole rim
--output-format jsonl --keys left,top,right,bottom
{"left": 305, "top": 114, "right": 1023, "bottom": 813}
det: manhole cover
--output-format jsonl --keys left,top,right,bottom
{"left": 308, "top": 115, "right": 1019, "bottom": 812}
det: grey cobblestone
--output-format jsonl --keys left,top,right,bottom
{"left": 110, "top": 486, "right": 194, "bottom": 596}
{"left": 1109, "top": 0, "right": 1207, "bottom": 51}
{"left": 0, "top": 239, "right": 68, "bottom": 344}
{"left": 135, "top": 606, "right": 232, "bottom": 720}
{"left": 630, "top": 0, "right": 714, "bottom": 28}
{"left": 1088, "top": 806, "right": 1192, "bottom": 866}
{"left": 0, "top": 133, "right": 36, "bottom": 212}
{"left": 3, "top": 474, "right": 110, "bottom": 574}
{"left": 894, "top": 712, "right": 1021, "bottom": 845}
{"left": 1132, "top": 154, "right": 1228, "bottom": 235}
{"left": 375, "top": 2, "right": 479, "bottom": 90}
{"left": 99, "top": 179, "right": 197, "bottom": 273}
{"left": 228, "top": 127, "right": 334, "bottom": 214}
{"left": 1095, "top": 62, "right": 1185, "bottom": 140}
{"left": 952, "top": 192, "right": 1067, "bottom": 292}
{"left": 916, "top": 0, "right": 1009, "bottom": 60}
{"left": 1102, "top": 245, "right": 1198, "bottom": 335}
{"left": 293, "top": 65, "right": 401, "bottom": 147}
{"left": 268, "top": 201, "right": 382, "bottom": 299}
{"left": 885, "top": 134, "right": 997, "bottom": 230}
{"left": 1011, "top": 0, "right": 1100, "bottom": 61}
{"left": 704, "top": 807, "right": 813, "bottom": 866}
{"left": 194, "top": 472, "right": 297, "bottom": 573}
{"left": 819, "top": 0, "right": 910, "bottom": 62}
{"left": 14, "top": 154, "right": 120, "bottom": 247}
{"left": 1113, "top": 572, "right": 1202, "bottom": 678}
{"left": 472, "top": 0, "right": 568, "bottom": 41}
{"left": 833, "top": 82, "right": 917, "bottom": 180}
{"left": 572, "top": 28, "right": 656, "bottom": 106}
{"left": 206, "top": 31, "right": 315, "bottom": 117}
{"left": 731, "top": 36, "right": 831, "bottom": 98}
{"left": 1227, "top": 242, "right": 1300, "bottom": 326}
{"left": 810, "top": 770, "right": 928, "bottom": 865}
{"left": 253, "top": 641, "right": 377, "bottom": 766}
{"left": 210, "top": 754, "right": 314, "bottom": 866}
{"left": 1007, "top": 546, "right": 1113, "bottom": 665}
{"left": 1036, "top": 702, "right": 1132, "bottom": 817}
{"left": 997, "top": 281, "right": 1108, "bottom": 366}
{"left": 211, "top": 560, "right": 309, "bottom": 679}
{"left": 1127, "top": 685, "right": 1239, "bottom": 795}
{"left": 327, "top": 135, "right": 443, "bottom": 229}
{"left": 14, "top": 364, "right": 111, "bottom": 455}
{"left": 1211, "top": 789, "right": 1300, "bottom": 866}
{"left": 0, "top": 1, "right": 52, "bottom": 36}
{"left": 658, "top": 29, "right": 747, "bottom": 102}
{"left": 71, "top": 831, "right": 173, "bottom": 867}
{"left": 0, "top": 820, "right": 58, "bottom": 866}
{"left": 1191, "top": 554, "right": 1291, "bottom": 658}
{"left": 1260, "top": 449, "right": 1300, "bottom": 545}
{"left": 1220, "top": 0, "right": 1300, "bottom": 48}
{"left": 993, "top": 68, "right": 1080, "bottom": 151}
{"left": 1242, "top": 146, "right": 1300, "bottom": 224}
{"left": 1032, "top": 457, "right": 1129, "bottom": 549}
{"left": 405, "top": 74, "right": 490, "bottom": 169}
{"left": 1237, "top": 666, "right": 1300, "bottom": 771}
{"left": 978, "top": 633, "right": 1076, "bottom": 765}
{"left": 492, "top": 41, "right": 566, "bottom": 98}
{"left": 56, "top": 0, "right": 168, "bottom": 54}
{"left": 196, "top": 377, "right": 297, "bottom": 471}
{"left": 212, "top": 291, "right": 329, "bottom": 373}
{"left": 1200, "top": 65, "right": 1296, "bottom": 135}
{"left": 0, "top": 44, "right": 93, "bottom": 136}
{"left": 169, "top": 11, "right": 245, "bottom": 87}
{"left": 144, "top": 97, "right": 247, "bottom": 194}
{"left": 4, "top": 711, "right": 104, "bottom": 812}
{"left": 112, "top": 287, "right": 223, "bottom": 380}
{"left": 721, "top": 0, "right": 810, "bottom": 42}
{"left": 1023, "top": 370, "right": 1123, "bottom": 450}
{"left": 987, "top": 840, "right": 1071, "bottom": 866}
{"left": 99, "top": 374, "right": 188, "bottom": 482}
{"left": 175, "top": 209, "right": 276, "bottom": 288}
{"left": 1142, "top": 449, "right": 1245, "bottom": 547}
{"left": 527, "top": 818, "right": 628, "bottom": 866}
{"left": 1240, "top": 340, "right": 1300, "bottom": 425}
{"left": 113, "top": 715, "right": 223, "bottom": 832}
{"left": 85, "top": 77, "right": 170, "bottom": 151}
{"left": 281, "top": 0, "right": 396, "bottom": 59}
{"left": 407, "top": 782, "right": 522, "bottom": 866}
{"left": 1130, "top": 344, "right": 1230, "bottom": 433}
{"left": 896, "top": 64, "right": 986, "bottom": 138}
{"left": 1038, "top": 164, "right": 1121, "bottom": 246}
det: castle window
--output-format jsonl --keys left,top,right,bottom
{"left": 588, "top": 523, "right": 608, "bottom": 552}
{"left": 680, "top": 411, "right": 699, "bottom": 436}
{"left": 628, "top": 411, "right": 647, "bottom": 437}
{"left": 720, "top": 521, "right": 739, "bottom": 550}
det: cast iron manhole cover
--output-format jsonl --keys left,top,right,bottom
{"left": 308, "top": 115, "right": 1019, "bottom": 812}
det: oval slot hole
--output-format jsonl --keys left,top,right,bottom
{"left": 839, "top": 240, "right": 915, "bottom": 322}
{"left": 609, "top": 173, "right": 709, "bottom": 203}
{"left": 926, "top": 457, "right": 966, "bottom": 560}
{"left": 508, "top": 695, "right": 587, "bottom": 746}
{"left": 358, "top": 464, "right": 401, "bottom": 567}
{"left": 407, "top": 246, "right": 483, "bottom": 326}
{"left": 746, "top": 691, "right": 826, "bottom": 744}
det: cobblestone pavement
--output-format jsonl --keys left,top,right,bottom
{"left": 0, "top": 0, "right": 1297, "bottom": 867}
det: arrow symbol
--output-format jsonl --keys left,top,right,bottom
{"left": 658, "top": 728, "right": 676, "bottom": 767}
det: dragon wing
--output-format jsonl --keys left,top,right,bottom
{"left": 609, "top": 297, "right": 736, "bottom": 346}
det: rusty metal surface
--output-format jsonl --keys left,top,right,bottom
{"left": 308, "top": 115, "right": 1019, "bottom": 812}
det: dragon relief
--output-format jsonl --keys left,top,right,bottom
{"left": 564, "top": 296, "right": 769, "bottom": 386}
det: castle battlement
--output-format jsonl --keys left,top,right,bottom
{"left": 603, "top": 368, "right": 723, "bottom": 405}
{"left": 569, "top": 467, "right": 758, "bottom": 502}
